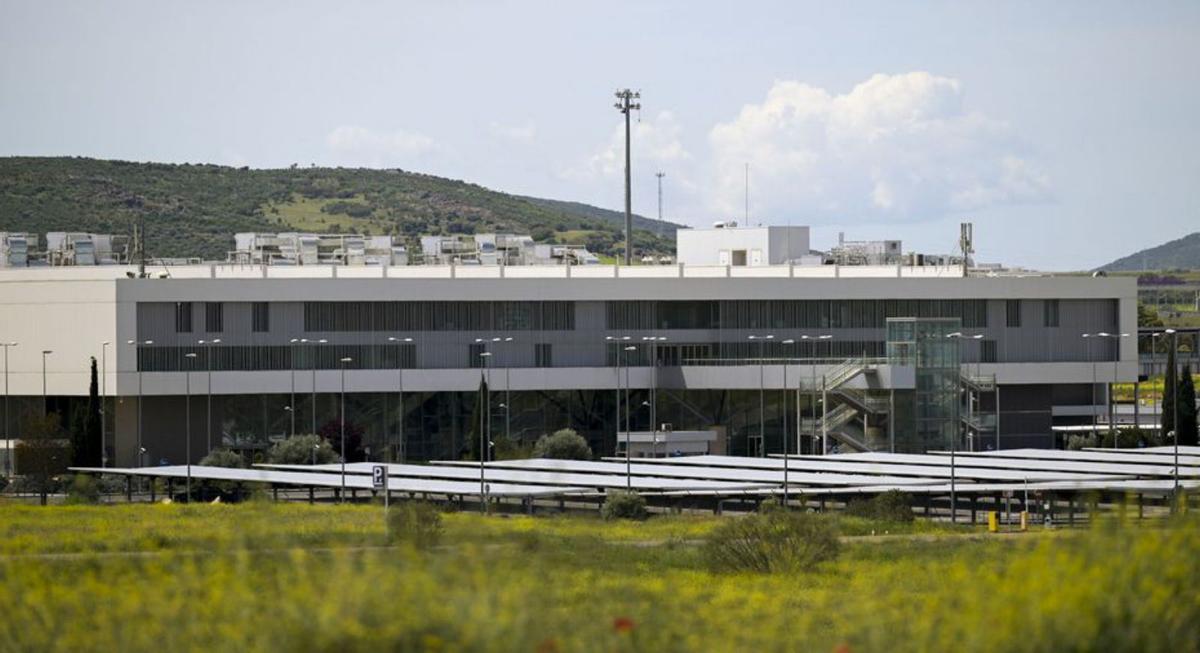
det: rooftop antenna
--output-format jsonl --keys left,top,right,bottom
{"left": 614, "top": 89, "right": 641, "bottom": 266}
{"left": 959, "top": 222, "right": 974, "bottom": 277}
{"left": 655, "top": 172, "right": 665, "bottom": 228}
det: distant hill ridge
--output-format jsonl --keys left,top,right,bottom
{"left": 0, "top": 156, "right": 682, "bottom": 262}
{"left": 1098, "top": 231, "right": 1200, "bottom": 272}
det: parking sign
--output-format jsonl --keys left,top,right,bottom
{"left": 372, "top": 465, "right": 387, "bottom": 491}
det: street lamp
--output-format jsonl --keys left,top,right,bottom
{"left": 387, "top": 337, "right": 414, "bottom": 462}
{"left": 289, "top": 338, "right": 301, "bottom": 437}
{"left": 1096, "top": 332, "right": 1130, "bottom": 449}
{"left": 184, "top": 351, "right": 198, "bottom": 502}
{"left": 1165, "top": 328, "right": 1178, "bottom": 504}
{"left": 338, "top": 356, "right": 353, "bottom": 502}
{"left": 748, "top": 335, "right": 774, "bottom": 457}
{"left": 311, "top": 338, "right": 327, "bottom": 436}
{"left": 2, "top": 342, "right": 16, "bottom": 477}
{"left": 800, "top": 334, "right": 832, "bottom": 454}
{"left": 642, "top": 336, "right": 667, "bottom": 458}
{"left": 197, "top": 338, "right": 221, "bottom": 456}
{"left": 1082, "top": 333, "right": 1099, "bottom": 439}
{"left": 40, "top": 350, "right": 53, "bottom": 415}
{"left": 127, "top": 339, "right": 153, "bottom": 467}
{"left": 605, "top": 336, "right": 634, "bottom": 487}
{"left": 477, "top": 348, "right": 493, "bottom": 513}
{"left": 781, "top": 338, "right": 796, "bottom": 508}
{"left": 100, "top": 341, "right": 110, "bottom": 467}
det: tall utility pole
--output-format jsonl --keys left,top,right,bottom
{"left": 614, "top": 89, "right": 640, "bottom": 266}
{"left": 655, "top": 172, "right": 665, "bottom": 225}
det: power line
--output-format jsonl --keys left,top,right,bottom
{"left": 614, "top": 89, "right": 640, "bottom": 265}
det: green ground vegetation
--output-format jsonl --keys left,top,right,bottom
{"left": 0, "top": 502, "right": 1195, "bottom": 652}
{"left": 0, "top": 157, "right": 678, "bottom": 261}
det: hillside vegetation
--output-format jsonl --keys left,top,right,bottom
{"left": 0, "top": 157, "right": 679, "bottom": 262}
{"left": 1099, "top": 231, "right": 1200, "bottom": 272}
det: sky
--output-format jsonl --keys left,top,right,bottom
{"left": 1, "top": 1, "right": 1198, "bottom": 270}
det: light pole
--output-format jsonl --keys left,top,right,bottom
{"left": 944, "top": 332, "right": 981, "bottom": 522}
{"left": 41, "top": 350, "right": 53, "bottom": 415}
{"left": 605, "top": 336, "right": 633, "bottom": 485}
{"left": 479, "top": 336, "right": 514, "bottom": 455}
{"left": 800, "top": 334, "right": 832, "bottom": 454}
{"left": 748, "top": 335, "right": 774, "bottom": 457}
{"left": 289, "top": 338, "right": 301, "bottom": 437}
{"left": 388, "top": 337, "right": 413, "bottom": 463}
{"left": 100, "top": 341, "right": 110, "bottom": 467}
{"left": 642, "top": 336, "right": 666, "bottom": 457}
{"left": 1096, "top": 332, "right": 1130, "bottom": 448}
{"left": 2, "top": 342, "right": 16, "bottom": 477}
{"left": 781, "top": 339, "right": 795, "bottom": 508}
{"left": 198, "top": 338, "right": 221, "bottom": 455}
{"left": 1165, "top": 328, "right": 1178, "bottom": 504}
{"left": 478, "top": 348, "right": 492, "bottom": 513}
{"left": 184, "top": 351, "right": 198, "bottom": 502}
{"left": 127, "top": 339, "right": 153, "bottom": 467}
{"left": 311, "top": 338, "right": 327, "bottom": 435}
{"left": 339, "top": 356, "right": 352, "bottom": 502}
{"left": 1082, "top": 333, "right": 1098, "bottom": 439}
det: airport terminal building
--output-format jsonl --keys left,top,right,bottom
{"left": 0, "top": 246, "right": 1137, "bottom": 467}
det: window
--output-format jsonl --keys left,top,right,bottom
{"left": 1043, "top": 299, "right": 1060, "bottom": 328}
{"left": 174, "top": 302, "right": 193, "bottom": 333}
{"left": 1006, "top": 300, "right": 1021, "bottom": 328}
{"left": 468, "top": 343, "right": 487, "bottom": 369}
{"left": 205, "top": 302, "right": 223, "bottom": 333}
{"left": 981, "top": 340, "right": 998, "bottom": 363}
{"left": 252, "top": 302, "right": 270, "bottom": 332}
{"left": 535, "top": 343, "right": 553, "bottom": 368}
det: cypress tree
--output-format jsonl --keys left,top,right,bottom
{"left": 1163, "top": 343, "right": 1177, "bottom": 440}
{"left": 1177, "top": 364, "right": 1197, "bottom": 447}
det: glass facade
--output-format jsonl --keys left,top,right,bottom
{"left": 887, "top": 318, "right": 962, "bottom": 453}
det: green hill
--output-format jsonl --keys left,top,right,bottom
{"left": 1098, "top": 232, "right": 1200, "bottom": 272}
{"left": 0, "top": 157, "right": 682, "bottom": 262}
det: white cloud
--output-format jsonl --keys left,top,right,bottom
{"left": 574, "top": 110, "right": 692, "bottom": 180}
{"left": 707, "top": 72, "right": 1051, "bottom": 222}
{"left": 489, "top": 120, "right": 537, "bottom": 143}
{"left": 325, "top": 125, "right": 436, "bottom": 166}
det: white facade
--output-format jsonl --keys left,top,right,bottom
{"left": 676, "top": 225, "right": 810, "bottom": 267}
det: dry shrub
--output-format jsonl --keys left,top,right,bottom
{"left": 703, "top": 510, "right": 840, "bottom": 573}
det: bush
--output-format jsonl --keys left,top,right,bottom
{"left": 199, "top": 448, "right": 245, "bottom": 468}
{"left": 64, "top": 474, "right": 101, "bottom": 504}
{"left": 532, "top": 429, "right": 592, "bottom": 460}
{"left": 387, "top": 502, "right": 444, "bottom": 550}
{"left": 1067, "top": 433, "right": 1099, "bottom": 450}
{"left": 267, "top": 434, "right": 338, "bottom": 465}
{"left": 601, "top": 491, "right": 648, "bottom": 521}
{"left": 703, "top": 510, "right": 840, "bottom": 573}
{"left": 845, "top": 490, "right": 914, "bottom": 523}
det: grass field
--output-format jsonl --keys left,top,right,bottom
{"left": 0, "top": 503, "right": 1196, "bottom": 652}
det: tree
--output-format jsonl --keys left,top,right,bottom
{"left": 1177, "top": 365, "right": 1197, "bottom": 447}
{"left": 199, "top": 448, "right": 246, "bottom": 468}
{"left": 266, "top": 434, "right": 338, "bottom": 465}
{"left": 1163, "top": 343, "right": 1177, "bottom": 440}
{"left": 532, "top": 428, "right": 592, "bottom": 460}
{"left": 1137, "top": 303, "right": 1164, "bottom": 328}
{"left": 71, "top": 358, "right": 102, "bottom": 468}
{"left": 15, "top": 414, "right": 71, "bottom": 505}
{"left": 317, "top": 419, "right": 365, "bottom": 462}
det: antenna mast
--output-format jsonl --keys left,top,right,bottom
{"left": 655, "top": 171, "right": 665, "bottom": 226}
{"left": 959, "top": 222, "right": 974, "bottom": 277}
{"left": 614, "top": 89, "right": 641, "bottom": 265}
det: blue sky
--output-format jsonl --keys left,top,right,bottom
{"left": 2, "top": 1, "right": 1197, "bottom": 269}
